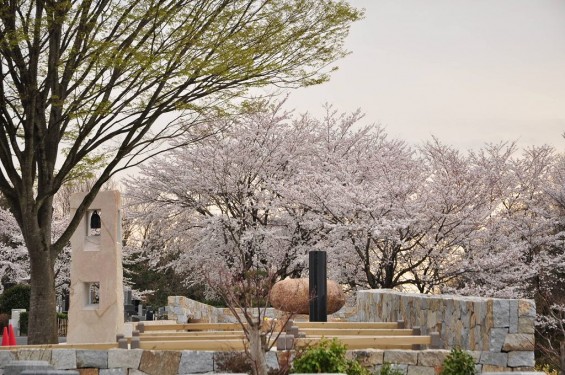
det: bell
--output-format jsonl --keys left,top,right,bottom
{"left": 90, "top": 210, "right": 101, "bottom": 229}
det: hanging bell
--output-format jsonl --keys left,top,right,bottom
{"left": 90, "top": 210, "right": 101, "bottom": 229}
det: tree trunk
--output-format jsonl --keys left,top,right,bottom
{"left": 27, "top": 243, "right": 58, "bottom": 344}
{"left": 559, "top": 338, "right": 565, "bottom": 375}
{"left": 247, "top": 325, "right": 268, "bottom": 375}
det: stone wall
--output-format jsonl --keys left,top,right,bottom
{"left": 0, "top": 348, "right": 539, "bottom": 375}
{"left": 166, "top": 296, "right": 226, "bottom": 323}
{"left": 166, "top": 296, "right": 357, "bottom": 324}
{"left": 355, "top": 290, "right": 536, "bottom": 371}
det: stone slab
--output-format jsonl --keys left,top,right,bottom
{"left": 52, "top": 350, "right": 77, "bottom": 370}
{"left": 417, "top": 350, "right": 450, "bottom": 367}
{"left": 4, "top": 361, "right": 53, "bottom": 375}
{"left": 76, "top": 352, "right": 107, "bottom": 369}
{"left": 125, "top": 370, "right": 149, "bottom": 375}
{"left": 383, "top": 350, "right": 418, "bottom": 365}
{"left": 14, "top": 350, "right": 52, "bottom": 363}
{"left": 479, "top": 352, "right": 508, "bottom": 367}
{"left": 406, "top": 366, "right": 435, "bottom": 375}
{"left": 492, "top": 299, "right": 510, "bottom": 328}
{"left": 489, "top": 328, "right": 508, "bottom": 352}
{"left": 107, "top": 350, "right": 142, "bottom": 369}
{"left": 507, "top": 351, "right": 535, "bottom": 368}
{"left": 99, "top": 369, "right": 126, "bottom": 375}
{"left": 349, "top": 350, "right": 384, "bottom": 366}
{"left": 20, "top": 371, "right": 79, "bottom": 375}
{"left": 518, "top": 317, "right": 535, "bottom": 334}
{"left": 178, "top": 351, "right": 213, "bottom": 374}
{"left": 0, "top": 352, "right": 15, "bottom": 367}
{"left": 138, "top": 350, "right": 180, "bottom": 375}
{"left": 502, "top": 334, "right": 535, "bottom": 351}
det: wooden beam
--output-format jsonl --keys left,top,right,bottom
{"left": 140, "top": 334, "right": 246, "bottom": 341}
{"left": 299, "top": 328, "right": 414, "bottom": 336}
{"left": 294, "top": 322, "right": 400, "bottom": 329}
{"left": 138, "top": 339, "right": 250, "bottom": 351}
{"left": 138, "top": 322, "right": 244, "bottom": 332}
{"left": 140, "top": 331, "right": 244, "bottom": 337}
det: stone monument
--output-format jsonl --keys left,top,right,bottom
{"left": 67, "top": 191, "right": 124, "bottom": 343}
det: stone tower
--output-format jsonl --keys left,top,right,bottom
{"left": 67, "top": 190, "right": 124, "bottom": 343}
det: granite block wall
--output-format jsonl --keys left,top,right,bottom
{"left": 0, "top": 348, "right": 539, "bottom": 375}
{"left": 354, "top": 289, "right": 536, "bottom": 370}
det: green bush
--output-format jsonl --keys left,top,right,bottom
{"left": 19, "top": 311, "right": 28, "bottom": 335}
{"left": 440, "top": 348, "right": 477, "bottom": 375}
{"left": 0, "top": 284, "right": 31, "bottom": 314}
{"left": 291, "top": 338, "right": 369, "bottom": 375}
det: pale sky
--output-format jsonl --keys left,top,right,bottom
{"left": 285, "top": 0, "right": 565, "bottom": 150}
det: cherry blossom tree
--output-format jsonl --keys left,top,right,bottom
{"left": 0, "top": 0, "right": 361, "bottom": 343}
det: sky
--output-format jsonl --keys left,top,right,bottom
{"left": 284, "top": 0, "right": 565, "bottom": 151}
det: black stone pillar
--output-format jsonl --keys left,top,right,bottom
{"left": 309, "top": 250, "right": 327, "bottom": 322}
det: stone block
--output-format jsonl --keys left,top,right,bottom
{"left": 492, "top": 299, "right": 510, "bottom": 328}
{"left": 20, "top": 371, "right": 79, "bottom": 375}
{"left": 4, "top": 360, "right": 53, "bottom": 375}
{"left": 481, "top": 364, "right": 508, "bottom": 372}
{"left": 76, "top": 351, "right": 108, "bottom": 369}
{"left": 502, "top": 334, "right": 535, "bottom": 352}
{"left": 518, "top": 300, "right": 536, "bottom": 318}
{"left": 467, "top": 351, "right": 482, "bottom": 363}
{"left": 479, "top": 352, "right": 508, "bottom": 367}
{"left": 518, "top": 317, "right": 535, "bottom": 334}
{"left": 139, "top": 351, "right": 181, "bottom": 375}
{"left": 126, "top": 370, "right": 150, "bottom": 375}
{"left": 52, "top": 350, "right": 77, "bottom": 370}
{"left": 265, "top": 352, "right": 279, "bottom": 370}
{"left": 383, "top": 350, "right": 418, "bottom": 365}
{"left": 489, "top": 328, "right": 508, "bottom": 352}
{"left": 375, "top": 364, "right": 407, "bottom": 375}
{"left": 417, "top": 350, "right": 450, "bottom": 367}
{"left": 507, "top": 351, "right": 535, "bottom": 368}
{"left": 77, "top": 370, "right": 98, "bottom": 375}
{"left": 509, "top": 300, "right": 519, "bottom": 334}
{"left": 178, "top": 351, "right": 212, "bottom": 374}
{"left": 107, "top": 349, "right": 142, "bottom": 369}
{"left": 349, "top": 350, "right": 384, "bottom": 366}
{"left": 15, "top": 350, "right": 52, "bottom": 362}
{"left": 0, "top": 351, "right": 15, "bottom": 367}
{"left": 406, "top": 365, "right": 435, "bottom": 375}
{"left": 99, "top": 369, "right": 126, "bottom": 375}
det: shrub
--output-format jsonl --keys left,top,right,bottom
{"left": 0, "top": 284, "right": 31, "bottom": 314}
{"left": 440, "top": 348, "right": 477, "bottom": 375}
{"left": 214, "top": 352, "right": 253, "bottom": 373}
{"left": 291, "top": 338, "right": 369, "bottom": 375}
{"left": 535, "top": 364, "right": 559, "bottom": 375}
{"left": 19, "top": 311, "right": 28, "bottom": 335}
{"left": 378, "top": 362, "right": 404, "bottom": 375}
